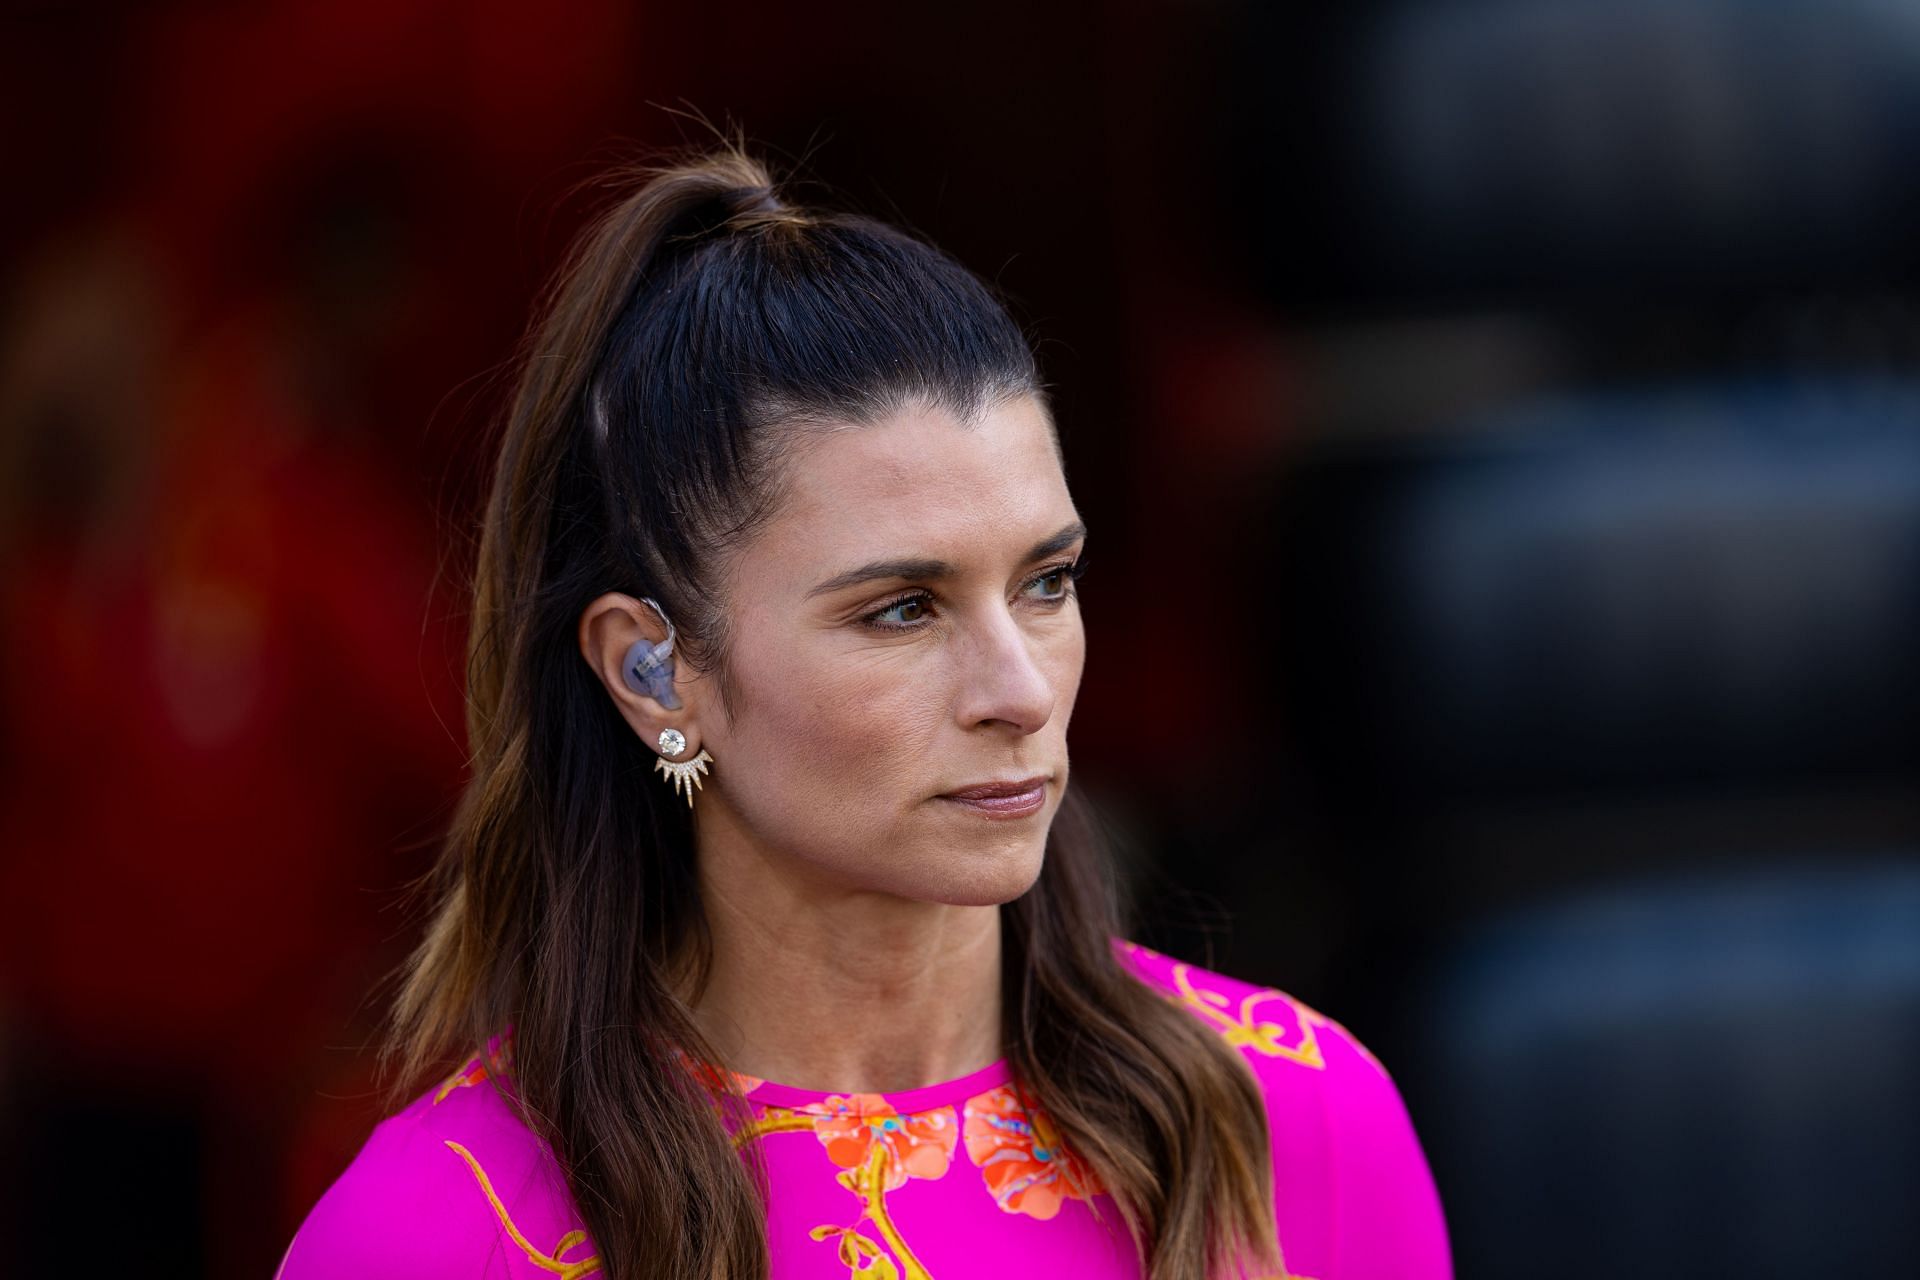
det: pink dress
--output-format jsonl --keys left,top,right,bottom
{"left": 276, "top": 942, "right": 1451, "bottom": 1279}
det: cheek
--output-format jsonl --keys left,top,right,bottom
{"left": 725, "top": 646, "right": 947, "bottom": 814}
{"left": 1031, "top": 615, "right": 1087, "bottom": 731}
{"left": 714, "top": 609, "right": 1085, "bottom": 844}
{"left": 1052, "top": 619, "right": 1087, "bottom": 705}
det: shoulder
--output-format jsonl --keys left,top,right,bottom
{"left": 275, "top": 1045, "right": 601, "bottom": 1280}
{"left": 1114, "top": 939, "right": 1454, "bottom": 1279}
{"left": 1114, "top": 939, "right": 1391, "bottom": 1088}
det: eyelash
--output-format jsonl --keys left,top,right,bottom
{"left": 860, "top": 555, "right": 1089, "bottom": 633}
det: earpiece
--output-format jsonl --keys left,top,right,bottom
{"left": 621, "top": 597, "right": 683, "bottom": 710}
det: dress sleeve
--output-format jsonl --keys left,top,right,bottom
{"left": 273, "top": 1110, "right": 517, "bottom": 1280}
{"left": 1314, "top": 1021, "right": 1453, "bottom": 1280}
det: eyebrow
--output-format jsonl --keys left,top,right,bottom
{"left": 806, "top": 520, "right": 1089, "bottom": 599}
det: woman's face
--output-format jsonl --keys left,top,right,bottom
{"left": 694, "top": 392, "right": 1086, "bottom": 907}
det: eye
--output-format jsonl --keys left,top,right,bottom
{"left": 865, "top": 592, "right": 932, "bottom": 629}
{"left": 1025, "top": 566, "right": 1071, "bottom": 600}
{"left": 1025, "top": 554, "right": 1088, "bottom": 603}
{"left": 858, "top": 554, "right": 1086, "bottom": 634}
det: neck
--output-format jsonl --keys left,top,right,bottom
{"left": 685, "top": 823, "right": 1004, "bottom": 1095}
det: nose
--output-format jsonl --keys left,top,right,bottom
{"left": 954, "top": 603, "right": 1057, "bottom": 735}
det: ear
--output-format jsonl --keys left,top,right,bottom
{"left": 577, "top": 592, "right": 711, "bottom": 758}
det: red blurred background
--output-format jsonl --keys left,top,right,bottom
{"left": 4, "top": 3, "right": 1918, "bottom": 1277}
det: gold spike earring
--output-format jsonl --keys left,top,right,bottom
{"left": 654, "top": 727, "right": 714, "bottom": 808}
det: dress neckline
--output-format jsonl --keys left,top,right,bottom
{"left": 738, "top": 1056, "right": 1014, "bottom": 1114}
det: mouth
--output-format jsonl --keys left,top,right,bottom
{"left": 937, "top": 775, "right": 1050, "bottom": 819}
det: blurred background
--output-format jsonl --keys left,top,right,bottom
{"left": 3, "top": 1, "right": 1918, "bottom": 1276}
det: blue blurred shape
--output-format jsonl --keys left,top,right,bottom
{"left": 1357, "top": 0, "right": 1920, "bottom": 287}
{"left": 1375, "top": 377, "right": 1920, "bottom": 791}
{"left": 1419, "top": 859, "right": 1920, "bottom": 1278}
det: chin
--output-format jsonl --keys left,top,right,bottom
{"left": 932, "top": 873, "right": 1043, "bottom": 908}
{"left": 921, "top": 837, "right": 1049, "bottom": 907}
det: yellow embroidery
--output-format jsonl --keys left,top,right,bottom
{"left": 731, "top": 1108, "right": 818, "bottom": 1147}
{"left": 808, "top": 1223, "right": 900, "bottom": 1279}
{"left": 840, "top": 1143, "right": 932, "bottom": 1280}
{"left": 1150, "top": 954, "right": 1390, "bottom": 1081}
{"left": 736, "top": 1107, "right": 937, "bottom": 1279}
{"left": 434, "top": 1061, "right": 489, "bottom": 1103}
{"left": 434, "top": 1040, "right": 515, "bottom": 1104}
{"left": 444, "top": 1140, "right": 602, "bottom": 1278}
{"left": 1171, "top": 964, "right": 1326, "bottom": 1069}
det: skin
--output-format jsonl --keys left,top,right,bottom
{"left": 577, "top": 392, "right": 1087, "bottom": 1093}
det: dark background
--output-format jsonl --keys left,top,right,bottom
{"left": 3, "top": 1, "right": 1917, "bottom": 1276}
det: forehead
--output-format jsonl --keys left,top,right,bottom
{"left": 756, "top": 395, "right": 1074, "bottom": 571}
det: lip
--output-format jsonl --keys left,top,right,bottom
{"left": 938, "top": 775, "right": 1050, "bottom": 819}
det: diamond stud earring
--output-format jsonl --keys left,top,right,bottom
{"left": 657, "top": 728, "right": 686, "bottom": 758}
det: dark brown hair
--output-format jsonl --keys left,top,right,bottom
{"left": 388, "top": 135, "right": 1280, "bottom": 1280}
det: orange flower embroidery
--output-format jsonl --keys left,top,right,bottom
{"left": 801, "top": 1094, "right": 958, "bottom": 1190}
{"left": 962, "top": 1083, "right": 1098, "bottom": 1220}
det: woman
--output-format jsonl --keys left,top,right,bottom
{"left": 275, "top": 142, "right": 1451, "bottom": 1280}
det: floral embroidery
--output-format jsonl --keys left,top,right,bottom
{"left": 825, "top": 1140, "right": 938, "bottom": 1280}
{"left": 961, "top": 1083, "right": 1098, "bottom": 1220}
{"left": 444, "top": 1139, "right": 601, "bottom": 1277}
{"left": 803, "top": 1094, "right": 959, "bottom": 1189}
{"left": 414, "top": 953, "right": 1350, "bottom": 1280}
{"left": 732, "top": 1095, "right": 956, "bottom": 1279}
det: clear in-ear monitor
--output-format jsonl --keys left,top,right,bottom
{"left": 620, "top": 597, "right": 683, "bottom": 710}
